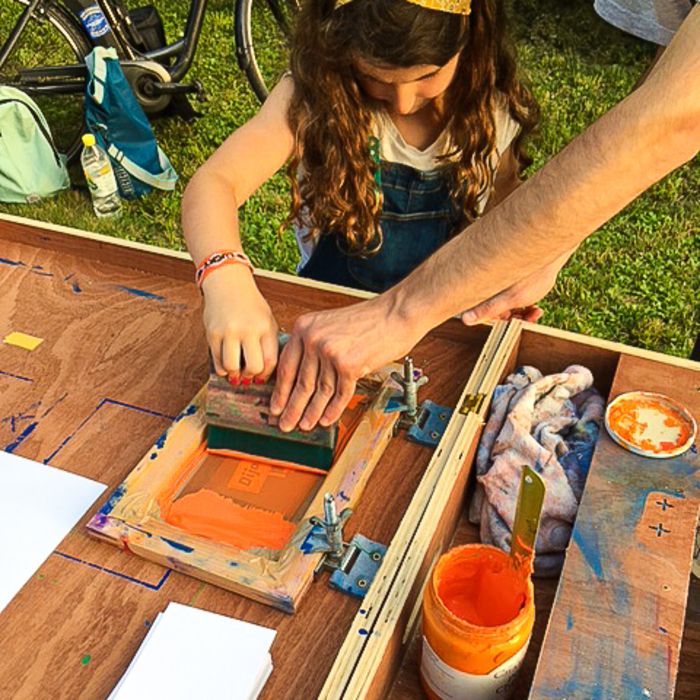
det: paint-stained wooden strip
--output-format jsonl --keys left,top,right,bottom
{"left": 529, "top": 353, "right": 700, "bottom": 700}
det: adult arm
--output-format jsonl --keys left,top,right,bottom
{"left": 270, "top": 6, "right": 700, "bottom": 431}
{"left": 182, "top": 78, "right": 295, "bottom": 380}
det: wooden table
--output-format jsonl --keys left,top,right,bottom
{"left": 1, "top": 213, "right": 698, "bottom": 699}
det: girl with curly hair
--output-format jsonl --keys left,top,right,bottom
{"left": 182, "top": 0, "right": 538, "bottom": 382}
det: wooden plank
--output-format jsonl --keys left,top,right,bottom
{"left": 321, "top": 321, "right": 521, "bottom": 698}
{"left": 529, "top": 353, "right": 700, "bottom": 699}
{"left": 0, "top": 218, "right": 490, "bottom": 699}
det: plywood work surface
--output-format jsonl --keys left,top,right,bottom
{"left": 0, "top": 219, "right": 488, "bottom": 700}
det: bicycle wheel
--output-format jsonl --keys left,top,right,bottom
{"left": 0, "top": 2, "right": 91, "bottom": 163}
{"left": 235, "top": 0, "right": 298, "bottom": 102}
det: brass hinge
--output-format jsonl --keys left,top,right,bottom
{"left": 459, "top": 392, "right": 486, "bottom": 415}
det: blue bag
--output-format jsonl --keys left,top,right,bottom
{"left": 84, "top": 47, "right": 177, "bottom": 199}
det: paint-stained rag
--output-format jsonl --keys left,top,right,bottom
{"left": 469, "top": 365, "right": 604, "bottom": 577}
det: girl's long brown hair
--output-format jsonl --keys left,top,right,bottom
{"left": 287, "top": 0, "right": 538, "bottom": 255}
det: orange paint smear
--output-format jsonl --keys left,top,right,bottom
{"left": 436, "top": 548, "right": 527, "bottom": 627}
{"left": 608, "top": 397, "right": 692, "bottom": 454}
{"left": 164, "top": 488, "right": 295, "bottom": 550}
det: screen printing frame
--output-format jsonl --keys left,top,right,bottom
{"left": 86, "top": 376, "right": 399, "bottom": 613}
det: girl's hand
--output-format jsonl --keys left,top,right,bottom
{"left": 201, "top": 265, "right": 280, "bottom": 383}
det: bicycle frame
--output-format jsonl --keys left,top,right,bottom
{"left": 1, "top": 0, "right": 209, "bottom": 95}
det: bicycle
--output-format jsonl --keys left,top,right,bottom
{"left": 234, "top": 0, "right": 298, "bottom": 103}
{"left": 0, "top": 0, "right": 209, "bottom": 162}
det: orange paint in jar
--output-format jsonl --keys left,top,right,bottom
{"left": 420, "top": 544, "right": 534, "bottom": 700}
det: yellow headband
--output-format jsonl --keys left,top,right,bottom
{"left": 335, "top": 0, "right": 471, "bottom": 15}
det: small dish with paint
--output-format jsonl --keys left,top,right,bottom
{"left": 605, "top": 391, "right": 697, "bottom": 458}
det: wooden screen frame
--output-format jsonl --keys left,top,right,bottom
{"left": 86, "top": 375, "right": 399, "bottom": 613}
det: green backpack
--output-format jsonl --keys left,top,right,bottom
{"left": 0, "top": 86, "right": 70, "bottom": 203}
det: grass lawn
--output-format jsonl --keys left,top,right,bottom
{"left": 1, "top": 0, "right": 697, "bottom": 357}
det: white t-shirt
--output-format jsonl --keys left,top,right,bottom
{"left": 294, "top": 103, "right": 520, "bottom": 269}
{"left": 594, "top": 0, "right": 695, "bottom": 45}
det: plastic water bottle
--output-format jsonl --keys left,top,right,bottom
{"left": 81, "top": 133, "right": 121, "bottom": 218}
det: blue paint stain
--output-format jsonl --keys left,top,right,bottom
{"left": 0, "top": 369, "right": 32, "bottom": 382}
{"left": 30, "top": 265, "right": 53, "bottom": 277}
{"left": 116, "top": 285, "right": 165, "bottom": 302}
{"left": 144, "top": 619, "right": 152, "bottom": 627}
{"left": 161, "top": 538, "right": 194, "bottom": 553}
{"left": 173, "top": 403, "right": 197, "bottom": 423}
{"left": 0, "top": 257, "right": 25, "bottom": 267}
{"left": 4, "top": 421, "right": 38, "bottom": 453}
{"left": 358, "top": 628, "right": 369, "bottom": 636}
{"left": 572, "top": 527, "right": 604, "bottom": 581}
{"left": 150, "top": 452, "right": 158, "bottom": 460}
{"left": 154, "top": 431, "right": 168, "bottom": 449}
{"left": 229, "top": 561, "right": 239, "bottom": 567}
{"left": 338, "top": 490, "right": 350, "bottom": 502}
{"left": 99, "top": 483, "right": 127, "bottom": 516}
{"left": 359, "top": 609, "right": 367, "bottom": 615}
{"left": 659, "top": 626, "right": 668, "bottom": 634}
{"left": 566, "top": 611, "right": 573, "bottom": 631}
{"left": 611, "top": 582, "right": 631, "bottom": 615}
{"left": 72, "top": 281, "right": 82, "bottom": 293}
{"left": 54, "top": 551, "right": 170, "bottom": 591}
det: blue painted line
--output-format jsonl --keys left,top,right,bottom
{"left": 53, "top": 551, "right": 171, "bottom": 591}
{"left": 0, "top": 369, "right": 32, "bottom": 383}
{"left": 115, "top": 285, "right": 165, "bottom": 302}
{"left": 43, "top": 398, "right": 174, "bottom": 464}
{"left": 0, "top": 257, "right": 25, "bottom": 267}
{"left": 4, "top": 422, "right": 38, "bottom": 453}
{"left": 103, "top": 398, "right": 174, "bottom": 421}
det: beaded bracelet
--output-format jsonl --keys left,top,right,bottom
{"left": 195, "top": 250, "right": 254, "bottom": 289}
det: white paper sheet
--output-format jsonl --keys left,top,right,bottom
{"left": 110, "top": 602, "right": 276, "bottom": 700}
{"left": 0, "top": 450, "right": 107, "bottom": 613}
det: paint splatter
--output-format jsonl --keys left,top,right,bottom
{"left": 115, "top": 285, "right": 165, "bottom": 302}
{"left": 161, "top": 537, "right": 195, "bottom": 553}
{"left": 0, "top": 257, "right": 25, "bottom": 267}
{"left": 4, "top": 421, "right": 38, "bottom": 453}
{"left": 358, "top": 628, "right": 369, "bottom": 636}
{"left": 81, "top": 654, "right": 91, "bottom": 666}
{"left": 566, "top": 611, "right": 573, "bottom": 631}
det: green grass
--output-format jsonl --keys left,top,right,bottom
{"left": 1, "top": 0, "right": 697, "bottom": 356}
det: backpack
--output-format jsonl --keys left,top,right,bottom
{"left": 0, "top": 86, "right": 70, "bottom": 204}
{"left": 84, "top": 47, "right": 177, "bottom": 200}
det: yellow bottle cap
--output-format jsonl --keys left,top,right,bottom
{"left": 82, "top": 133, "right": 96, "bottom": 147}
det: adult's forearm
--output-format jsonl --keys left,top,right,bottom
{"left": 389, "top": 6, "right": 700, "bottom": 337}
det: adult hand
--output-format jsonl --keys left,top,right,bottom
{"left": 270, "top": 296, "right": 424, "bottom": 432}
{"left": 459, "top": 248, "right": 574, "bottom": 326}
{"left": 202, "top": 265, "right": 279, "bottom": 383}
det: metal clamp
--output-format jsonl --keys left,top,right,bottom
{"left": 386, "top": 357, "right": 453, "bottom": 447}
{"left": 301, "top": 493, "right": 386, "bottom": 599}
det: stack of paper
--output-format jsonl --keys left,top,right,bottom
{"left": 0, "top": 450, "right": 106, "bottom": 614}
{"left": 110, "top": 602, "right": 276, "bottom": 699}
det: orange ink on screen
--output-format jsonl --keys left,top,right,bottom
{"left": 164, "top": 488, "right": 295, "bottom": 550}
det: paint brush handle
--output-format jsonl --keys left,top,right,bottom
{"left": 510, "top": 465, "right": 545, "bottom": 573}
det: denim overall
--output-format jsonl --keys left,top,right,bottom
{"left": 298, "top": 161, "right": 461, "bottom": 293}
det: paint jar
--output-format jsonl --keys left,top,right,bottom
{"left": 420, "top": 544, "right": 534, "bottom": 700}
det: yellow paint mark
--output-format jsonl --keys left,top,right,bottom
{"left": 3, "top": 331, "right": 44, "bottom": 351}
